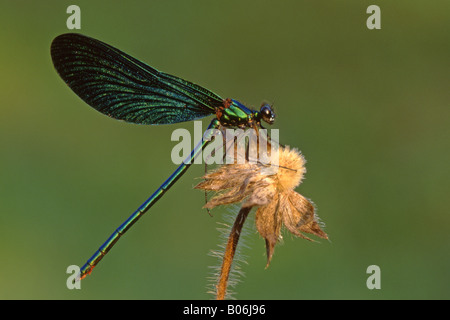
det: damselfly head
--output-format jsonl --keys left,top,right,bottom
{"left": 260, "top": 103, "right": 275, "bottom": 125}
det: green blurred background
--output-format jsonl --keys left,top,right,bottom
{"left": 0, "top": 1, "right": 448, "bottom": 299}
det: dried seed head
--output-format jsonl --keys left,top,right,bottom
{"left": 196, "top": 145, "right": 327, "bottom": 268}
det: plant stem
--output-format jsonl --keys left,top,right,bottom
{"left": 216, "top": 206, "right": 251, "bottom": 300}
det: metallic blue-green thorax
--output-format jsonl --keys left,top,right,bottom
{"left": 217, "top": 99, "right": 259, "bottom": 128}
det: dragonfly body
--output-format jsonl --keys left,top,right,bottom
{"left": 51, "top": 33, "right": 275, "bottom": 279}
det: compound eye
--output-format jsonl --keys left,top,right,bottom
{"left": 260, "top": 104, "right": 275, "bottom": 124}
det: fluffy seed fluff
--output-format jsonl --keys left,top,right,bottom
{"left": 196, "top": 146, "right": 328, "bottom": 268}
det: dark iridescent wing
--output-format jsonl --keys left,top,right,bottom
{"left": 51, "top": 33, "right": 223, "bottom": 125}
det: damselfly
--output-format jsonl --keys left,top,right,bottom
{"left": 51, "top": 33, "right": 276, "bottom": 280}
